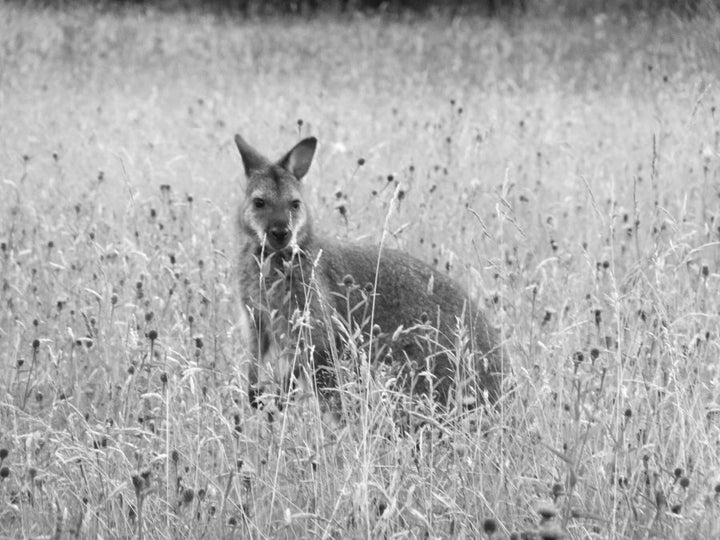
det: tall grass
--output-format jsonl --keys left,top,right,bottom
{"left": 1, "top": 3, "right": 720, "bottom": 538}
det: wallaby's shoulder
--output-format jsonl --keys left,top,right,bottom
{"left": 313, "top": 236, "right": 462, "bottom": 290}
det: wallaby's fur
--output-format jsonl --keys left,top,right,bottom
{"left": 235, "top": 133, "right": 503, "bottom": 411}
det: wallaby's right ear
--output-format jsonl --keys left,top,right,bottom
{"left": 277, "top": 137, "right": 317, "bottom": 180}
{"left": 234, "top": 134, "right": 268, "bottom": 176}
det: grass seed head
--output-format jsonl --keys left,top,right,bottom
{"left": 0, "top": 448, "right": 8, "bottom": 461}
{"left": 537, "top": 502, "right": 558, "bottom": 520}
{"left": 131, "top": 473, "right": 142, "bottom": 493}
{"left": 482, "top": 517, "right": 497, "bottom": 535}
{"left": 539, "top": 526, "right": 565, "bottom": 540}
{"left": 141, "top": 469, "right": 151, "bottom": 485}
{"left": 375, "top": 499, "right": 386, "bottom": 514}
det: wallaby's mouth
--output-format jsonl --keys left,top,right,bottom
{"left": 266, "top": 236, "right": 291, "bottom": 251}
{"left": 262, "top": 226, "right": 294, "bottom": 252}
{"left": 257, "top": 229, "right": 294, "bottom": 253}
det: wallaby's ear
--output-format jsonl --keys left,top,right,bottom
{"left": 234, "top": 134, "right": 269, "bottom": 176}
{"left": 277, "top": 137, "right": 317, "bottom": 180}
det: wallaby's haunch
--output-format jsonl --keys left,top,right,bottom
{"left": 235, "top": 134, "right": 504, "bottom": 412}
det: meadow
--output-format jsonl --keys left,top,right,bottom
{"left": 1, "top": 2, "right": 720, "bottom": 538}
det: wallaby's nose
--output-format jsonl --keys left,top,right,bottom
{"left": 269, "top": 227, "right": 289, "bottom": 246}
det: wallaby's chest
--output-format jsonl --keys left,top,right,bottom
{"left": 239, "top": 246, "right": 317, "bottom": 312}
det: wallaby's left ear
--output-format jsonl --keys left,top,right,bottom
{"left": 278, "top": 137, "right": 317, "bottom": 180}
{"left": 235, "top": 134, "right": 269, "bottom": 177}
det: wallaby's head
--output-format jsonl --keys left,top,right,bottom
{"left": 235, "top": 134, "right": 317, "bottom": 253}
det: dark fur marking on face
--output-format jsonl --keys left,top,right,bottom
{"left": 270, "top": 165, "right": 285, "bottom": 187}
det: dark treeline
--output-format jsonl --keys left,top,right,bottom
{"left": 234, "top": 0, "right": 712, "bottom": 17}
{"left": 15, "top": 0, "right": 718, "bottom": 17}
{"left": 197, "top": 0, "right": 529, "bottom": 16}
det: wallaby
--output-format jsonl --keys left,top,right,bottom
{"left": 235, "top": 133, "right": 504, "bottom": 412}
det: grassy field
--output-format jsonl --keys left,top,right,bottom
{"left": 1, "top": 3, "right": 720, "bottom": 538}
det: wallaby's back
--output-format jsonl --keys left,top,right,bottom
{"left": 299, "top": 235, "right": 503, "bottom": 404}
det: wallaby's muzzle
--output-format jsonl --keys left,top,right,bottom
{"left": 267, "top": 224, "right": 291, "bottom": 250}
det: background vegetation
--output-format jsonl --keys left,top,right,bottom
{"left": 1, "top": 1, "right": 720, "bottom": 538}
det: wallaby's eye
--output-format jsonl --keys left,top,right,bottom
{"left": 253, "top": 198, "right": 265, "bottom": 209}
{"left": 290, "top": 200, "right": 301, "bottom": 211}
